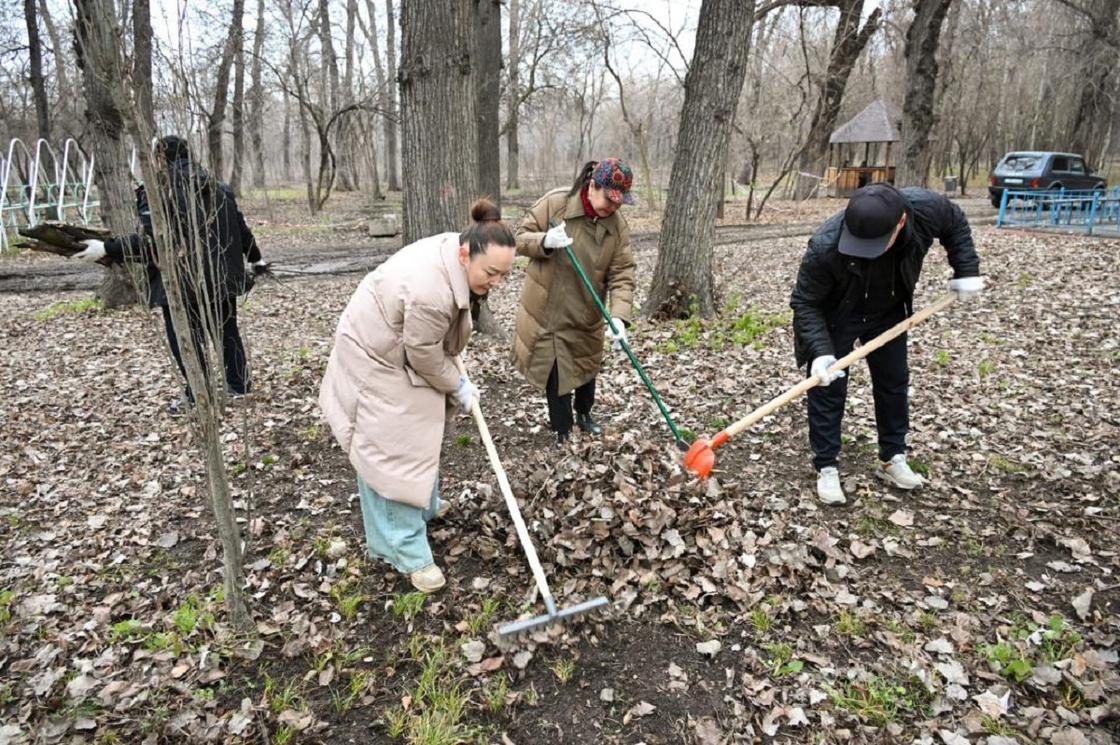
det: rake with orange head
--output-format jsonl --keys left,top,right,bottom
{"left": 683, "top": 294, "right": 956, "bottom": 478}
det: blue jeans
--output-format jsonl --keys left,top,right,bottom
{"left": 356, "top": 475, "right": 441, "bottom": 574}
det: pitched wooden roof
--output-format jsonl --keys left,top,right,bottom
{"left": 829, "top": 99, "right": 902, "bottom": 144}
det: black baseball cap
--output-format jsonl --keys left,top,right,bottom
{"left": 839, "top": 183, "right": 906, "bottom": 258}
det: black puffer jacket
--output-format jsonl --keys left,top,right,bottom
{"left": 789, "top": 187, "right": 980, "bottom": 366}
{"left": 105, "top": 160, "right": 260, "bottom": 307}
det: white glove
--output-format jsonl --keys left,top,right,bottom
{"left": 605, "top": 317, "right": 627, "bottom": 350}
{"left": 73, "top": 239, "right": 106, "bottom": 262}
{"left": 455, "top": 375, "right": 479, "bottom": 414}
{"left": 948, "top": 275, "right": 984, "bottom": 301}
{"left": 811, "top": 355, "right": 846, "bottom": 387}
{"left": 542, "top": 221, "right": 572, "bottom": 250}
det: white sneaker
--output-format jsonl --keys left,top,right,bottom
{"left": 409, "top": 564, "right": 446, "bottom": 593}
{"left": 876, "top": 454, "right": 924, "bottom": 490}
{"left": 817, "top": 467, "right": 846, "bottom": 505}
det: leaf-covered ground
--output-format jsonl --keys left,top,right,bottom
{"left": 1, "top": 194, "right": 1117, "bottom": 744}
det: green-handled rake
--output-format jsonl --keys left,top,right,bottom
{"left": 454, "top": 356, "right": 609, "bottom": 638}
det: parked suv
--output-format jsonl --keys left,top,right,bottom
{"left": 988, "top": 151, "right": 1106, "bottom": 207}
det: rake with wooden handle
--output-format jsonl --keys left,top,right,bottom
{"left": 453, "top": 355, "right": 608, "bottom": 637}
{"left": 682, "top": 294, "right": 956, "bottom": 479}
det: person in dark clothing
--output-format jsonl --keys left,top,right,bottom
{"left": 73, "top": 136, "right": 266, "bottom": 413}
{"left": 789, "top": 183, "right": 984, "bottom": 505}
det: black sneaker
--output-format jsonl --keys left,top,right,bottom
{"left": 557, "top": 431, "right": 570, "bottom": 444}
{"left": 576, "top": 413, "right": 602, "bottom": 435}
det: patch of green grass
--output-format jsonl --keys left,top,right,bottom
{"left": 465, "top": 597, "right": 500, "bottom": 635}
{"left": 332, "top": 587, "right": 363, "bottom": 621}
{"left": 384, "top": 706, "right": 408, "bottom": 739}
{"left": 34, "top": 297, "right": 103, "bottom": 321}
{"left": 1038, "top": 613, "right": 1082, "bottom": 663}
{"left": 454, "top": 434, "right": 472, "bottom": 447}
{"left": 762, "top": 642, "right": 803, "bottom": 677}
{"left": 934, "top": 349, "right": 951, "bottom": 366}
{"left": 272, "top": 725, "right": 295, "bottom": 745}
{"left": 302, "top": 424, "right": 321, "bottom": 440}
{"left": 708, "top": 417, "right": 727, "bottom": 431}
{"left": 980, "top": 641, "right": 1032, "bottom": 683}
{"left": 483, "top": 677, "right": 508, "bottom": 714}
{"left": 263, "top": 674, "right": 304, "bottom": 715}
{"left": 678, "top": 427, "right": 697, "bottom": 444}
{"left": 978, "top": 359, "right": 996, "bottom": 376}
{"left": 144, "top": 631, "right": 181, "bottom": 654}
{"left": 979, "top": 332, "right": 1003, "bottom": 346}
{"left": 259, "top": 453, "right": 277, "bottom": 469}
{"left": 1016, "top": 271, "right": 1036, "bottom": 289}
{"left": 192, "top": 687, "right": 215, "bottom": 703}
{"left": 171, "top": 595, "right": 213, "bottom": 637}
{"left": 0, "top": 589, "right": 14, "bottom": 624}
{"left": 827, "top": 673, "right": 932, "bottom": 726}
{"left": 749, "top": 608, "right": 772, "bottom": 633}
{"left": 391, "top": 591, "right": 427, "bottom": 623}
{"left": 907, "top": 458, "right": 930, "bottom": 477}
{"left": 989, "top": 454, "right": 1027, "bottom": 473}
{"left": 109, "top": 618, "right": 144, "bottom": 643}
{"left": 835, "top": 610, "right": 866, "bottom": 637}
{"left": 549, "top": 658, "right": 575, "bottom": 684}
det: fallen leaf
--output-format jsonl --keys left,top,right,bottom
{"left": 888, "top": 510, "right": 914, "bottom": 527}
{"left": 696, "top": 639, "right": 722, "bottom": 657}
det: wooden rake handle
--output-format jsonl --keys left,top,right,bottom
{"left": 716, "top": 294, "right": 956, "bottom": 445}
{"left": 453, "top": 355, "right": 556, "bottom": 607}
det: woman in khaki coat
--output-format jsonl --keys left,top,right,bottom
{"left": 512, "top": 158, "right": 637, "bottom": 442}
{"left": 319, "top": 199, "right": 516, "bottom": 592}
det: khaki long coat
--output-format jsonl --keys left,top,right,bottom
{"left": 319, "top": 233, "right": 471, "bottom": 508}
{"left": 512, "top": 189, "right": 636, "bottom": 395}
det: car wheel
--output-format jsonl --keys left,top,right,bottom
{"left": 990, "top": 194, "right": 1002, "bottom": 208}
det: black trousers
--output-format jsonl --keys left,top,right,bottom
{"left": 162, "top": 297, "right": 249, "bottom": 401}
{"left": 807, "top": 310, "right": 908, "bottom": 471}
{"left": 545, "top": 362, "right": 596, "bottom": 436}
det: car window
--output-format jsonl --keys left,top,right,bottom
{"left": 1000, "top": 154, "right": 1041, "bottom": 172}
{"left": 1052, "top": 156, "right": 1069, "bottom": 171}
{"left": 1069, "top": 158, "right": 1086, "bottom": 174}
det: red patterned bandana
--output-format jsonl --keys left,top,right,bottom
{"left": 580, "top": 185, "right": 598, "bottom": 221}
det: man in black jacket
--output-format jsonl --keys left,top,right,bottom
{"left": 73, "top": 136, "right": 266, "bottom": 413}
{"left": 789, "top": 183, "right": 983, "bottom": 505}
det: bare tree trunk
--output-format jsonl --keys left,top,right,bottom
{"left": 207, "top": 0, "right": 245, "bottom": 180}
{"left": 1063, "top": 0, "right": 1120, "bottom": 167}
{"left": 399, "top": 0, "right": 478, "bottom": 242}
{"left": 362, "top": 0, "right": 387, "bottom": 200}
{"left": 340, "top": 0, "right": 361, "bottom": 190}
{"left": 73, "top": 0, "right": 137, "bottom": 308}
{"left": 895, "top": 0, "right": 953, "bottom": 187}
{"left": 646, "top": 0, "right": 755, "bottom": 319}
{"left": 794, "top": 0, "right": 881, "bottom": 199}
{"left": 505, "top": 0, "right": 520, "bottom": 191}
{"left": 132, "top": 0, "right": 154, "bottom": 131}
{"left": 249, "top": 0, "right": 266, "bottom": 188}
{"left": 38, "top": 0, "right": 72, "bottom": 126}
{"left": 320, "top": 0, "right": 353, "bottom": 191}
{"left": 385, "top": 0, "right": 401, "bottom": 191}
{"left": 24, "top": 0, "right": 50, "bottom": 141}
{"left": 230, "top": 10, "right": 247, "bottom": 196}
{"left": 474, "top": 0, "right": 502, "bottom": 206}
{"left": 282, "top": 89, "right": 293, "bottom": 182}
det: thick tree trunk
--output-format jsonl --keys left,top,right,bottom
{"left": 132, "top": 0, "right": 154, "bottom": 131}
{"left": 385, "top": 0, "right": 401, "bottom": 191}
{"left": 24, "top": 0, "right": 50, "bottom": 141}
{"left": 249, "top": 0, "right": 266, "bottom": 188}
{"left": 320, "top": 0, "right": 353, "bottom": 191}
{"left": 505, "top": 0, "right": 520, "bottom": 191}
{"left": 230, "top": 9, "right": 247, "bottom": 196}
{"left": 340, "top": 0, "right": 361, "bottom": 191}
{"left": 646, "top": 0, "right": 755, "bottom": 320}
{"left": 207, "top": 0, "right": 245, "bottom": 180}
{"left": 1066, "top": 0, "right": 1120, "bottom": 167}
{"left": 399, "top": 0, "right": 478, "bottom": 242}
{"left": 73, "top": 0, "right": 137, "bottom": 308}
{"left": 474, "top": 0, "right": 502, "bottom": 206}
{"left": 794, "top": 1, "right": 881, "bottom": 199}
{"left": 895, "top": 0, "right": 954, "bottom": 187}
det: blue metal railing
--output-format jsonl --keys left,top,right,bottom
{"left": 996, "top": 187, "right": 1120, "bottom": 235}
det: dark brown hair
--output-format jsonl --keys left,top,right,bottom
{"left": 568, "top": 161, "right": 597, "bottom": 196}
{"left": 459, "top": 197, "right": 515, "bottom": 257}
